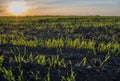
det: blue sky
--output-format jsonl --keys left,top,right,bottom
{"left": 0, "top": 0, "right": 120, "bottom": 16}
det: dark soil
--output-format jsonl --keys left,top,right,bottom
{"left": 0, "top": 45, "right": 120, "bottom": 81}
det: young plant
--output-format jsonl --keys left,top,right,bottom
{"left": 31, "top": 71, "right": 41, "bottom": 81}
{"left": 100, "top": 52, "right": 110, "bottom": 66}
{"left": 61, "top": 61, "right": 76, "bottom": 81}
{"left": 75, "top": 57, "right": 87, "bottom": 67}
{"left": 44, "top": 68, "right": 51, "bottom": 81}
{"left": 2, "top": 67, "right": 15, "bottom": 81}
{"left": 17, "top": 67, "right": 24, "bottom": 81}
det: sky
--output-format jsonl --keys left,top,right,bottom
{"left": 0, "top": 0, "right": 120, "bottom": 16}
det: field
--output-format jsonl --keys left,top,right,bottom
{"left": 0, "top": 16, "right": 120, "bottom": 81}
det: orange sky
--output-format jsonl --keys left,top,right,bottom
{"left": 0, "top": 0, "right": 120, "bottom": 16}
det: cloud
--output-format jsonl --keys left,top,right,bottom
{"left": 0, "top": 4, "right": 5, "bottom": 13}
{"left": 0, "top": 0, "right": 120, "bottom": 16}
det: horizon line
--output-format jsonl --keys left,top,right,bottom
{"left": 0, "top": 15, "right": 120, "bottom": 17}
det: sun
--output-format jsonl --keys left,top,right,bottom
{"left": 9, "top": 1, "right": 26, "bottom": 15}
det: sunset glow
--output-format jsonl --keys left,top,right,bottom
{"left": 8, "top": 1, "right": 26, "bottom": 15}
{"left": 0, "top": 0, "right": 120, "bottom": 16}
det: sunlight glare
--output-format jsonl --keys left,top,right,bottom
{"left": 9, "top": 1, "right": 26, "bottom": 15}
